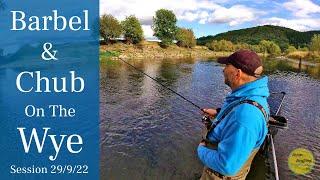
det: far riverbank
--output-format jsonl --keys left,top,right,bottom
{"left": 100, "top": 41, "right": 232, "bottom": 60}
{"left": 100, "top": 41, "right": 320, "bottom": 68}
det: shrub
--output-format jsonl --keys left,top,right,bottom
{"left": 176, "top": 28, "right": 196, "bottom": 48}
{"left": 121, "top": 15, "right": 144, "bottom": 44}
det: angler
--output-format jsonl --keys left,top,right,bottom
{"left": 198, "top": 50, "right": 269, "bottom": 179}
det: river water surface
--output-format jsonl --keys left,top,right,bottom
{"left": 100, "top": 58, "right": 320, "bottom": 180}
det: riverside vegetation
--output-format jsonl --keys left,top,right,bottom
{"left": 100, "top": 9, "right": 320, "bottom": 63}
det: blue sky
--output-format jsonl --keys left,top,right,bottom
{"left": 101, "top": 0, "right": 320, "bottom": 38}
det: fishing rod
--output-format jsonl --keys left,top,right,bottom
{"left": 273, "top": 91, "right": 286, "bottom": 116}
{"left": 269, "top": 135, "right": 279, "bottom": 180}
{"left": 118, "top": 58, "right": 205, "bottom": 112}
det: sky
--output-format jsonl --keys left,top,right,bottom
{"left": 100, "top": 0, "right": 320, "bottom": 39}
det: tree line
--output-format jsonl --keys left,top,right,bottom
{"left": 100, "top": 9, "right": 320, "bottom": 57}
{"left": 100, "top": 9, "right": 196, "bottom": 48}
{"left": 205, "top": 34, "right": 320, "bottom": 56}
{"left": 206, "top": 39, "right": 282, "bottom": 55}
{"left": 198, "top": 25, "right": 320, "bottom": 50}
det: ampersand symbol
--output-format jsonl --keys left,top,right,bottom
{"left": 41, "top": 43, "right": 58, "bottom": 61}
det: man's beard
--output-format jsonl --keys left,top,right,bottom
{"left": 224, "top": 77, "right": 231, "bottom": 87}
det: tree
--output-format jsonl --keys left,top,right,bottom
{"left": 235, "top": 43, "right": 250, "bottom": 50}
{"left": 269, "top": 42, "right": 281, "bottom": 55}
{"left": 206, "top": 40, "right": 218, "bottom": 51}
{"left": 259, "top": 40, "right": 281, "bottom": 56}
{"left": 250, "top": 45, "right": 263, "bottom": 53}
{"left": 259, "top": 40, "right": 270, "bottom": 54}
{"left": 152, "top": 9, "right": 178, "bottom": 48}
{"left": 218, "top": 40, "right": 234, "bottom": 51}
{"left": 310, "top": 34, "right": 320, "bottom": 54}
{"left": 100, "top": 14, "right": 122, "bottom": 44}
{"left": 121, "top": 15, "right": 144, "bottom": 44}
{"left": 176, "top": 28, "right": 196, "bottom": 48}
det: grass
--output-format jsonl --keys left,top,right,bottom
{"left": 99, "top": 41, "right": 320, "bottom": 63}
{"left": 100, "top": 50, "right": 120, "bottom": 59}
{"left": 100, "top": 41, "right": 231, "bottom": 60}
{"left": 286, "top": 51, "right": 309, "bottom": 59}
{"left": 286, "top": 51, "right": 320, "bottom": 62}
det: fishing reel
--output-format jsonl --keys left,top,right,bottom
{"left": 201, "top": 115, "right": 212, "bottom": 130}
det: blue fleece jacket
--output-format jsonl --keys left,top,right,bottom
{"left": 197, "top": 76, "right": 270, "bottom": 176}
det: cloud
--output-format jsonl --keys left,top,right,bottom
{"left": 260, "top": 0, "right": 320, "bottom": 31}
{"left": 260, "top": 17, "right": 320, "bottom": 31}
{"left": 179, "top": 10, "right": 210, "bottom": 22}
{"left": 100, "top": 0, "right": 262, "bottom": 38}
{"left": 100, "top": 0, "right": 259, "bottom": 27}
{"left": 207, "top": 5, "right": 258, "bottom": 26}
{"left": 101, "top": 0, "right": 283, "bottom": 38}
{"left": 283, "top": 0, "right": 320, "bottom": 17}
{"left": 141, "top": 25, "right": 154, "bottom": 39}
{"left": 100, "top": 0, "right": 219, "bottom": 25}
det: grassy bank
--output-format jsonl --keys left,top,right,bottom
{"left": 100, "top": 41, "right": 231, "bottom": 60}
{"left": 286, "top": 50, "right": 320, "bottom": 63}
{"left": 99, "top": 41, "right": 320, "bottom": 65}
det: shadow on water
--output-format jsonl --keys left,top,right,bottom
{"left": 100, "top": 57, "right": 320, "bottom": 180}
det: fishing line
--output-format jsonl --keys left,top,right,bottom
{"left": 118, "top": 58, "right": 286, "bottom": 180}
{"left": 118, "top": 58, "right": 204, "bottom": 112}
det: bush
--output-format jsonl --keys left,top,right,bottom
{"left": 176, "top": 28, "right": 196, "bottom": 48}
{"left": 206, "top": 40, "right": 234, "bottom": 51}
{"left": 285, "top": 45, "right": 297, "bottom": 54}
{"left": 235, "top": 43, "right": 250, "bottom": 50}
{"left": 298, "top": 47, "right": 309, "bottom": 51}
{"left": 121, "top": 15, "right": 144, "bottom": 44}
{"left": 305, "top": 52, "right": 320, "bottom": 61}
{"left": 269, "top": 43, "right": 281, "bottom": 55}
{"left": 259, "top": 40, "right": 281, "bottom": 55}
{"left": 310, "top": 34, "right": 320, "bottom": 54}
{"left": 158, "top": 38, "right": 172, "bottom": 48}
{"left": 250, "top": 45, "right": 263, "bottom": 53}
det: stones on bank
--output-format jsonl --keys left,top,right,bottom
{"left": 100, "top": 42, "right": 229, "bottom": 60}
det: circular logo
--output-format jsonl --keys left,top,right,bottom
{"left": 288, "top": 148, "right": 315, "bottom": 175}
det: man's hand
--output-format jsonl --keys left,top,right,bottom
{"left": 202, "top": 108, "right": 218, "bottom": 118}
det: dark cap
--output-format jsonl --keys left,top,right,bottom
{"left": 218, "top": 50, "right": 263, "bottom": 76}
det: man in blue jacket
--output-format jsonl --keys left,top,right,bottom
{"left": 198, "top": 50, "right": 269, "bottom": 179}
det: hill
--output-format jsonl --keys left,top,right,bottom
{"left": 197, "top": 25, "right": 320, "bottom": 50}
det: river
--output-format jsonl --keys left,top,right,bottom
{"left": 100, "top": 57, "right": 320, "bottom": 180}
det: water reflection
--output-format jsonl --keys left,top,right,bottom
{"left": 263, "top": 58, "right": 320, "bottom": 79}
{"left": 101, "top": 57, "right": 320, "bottom": 180}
